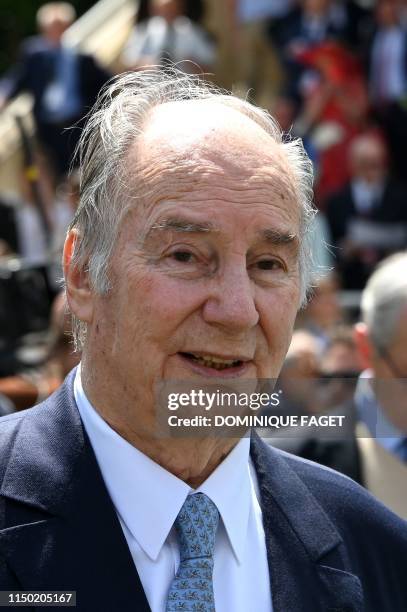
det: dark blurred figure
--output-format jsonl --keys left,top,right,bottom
{"left": 318, "top": 326, "right": 363, "bottom": 409}
{"left": 276, "top": 325, "right": 362, "bottom": 417}
{"left": 275, "top": 0, "right": 371, "bottom": 99}
{"left": 296, "top": 273, "right": 345, "bottom": 350}
{"left": 321, "top": 326, "right": 363, "bottom": 378}
{"left": 368, "top": 0, "right": 407, "bottom": 180}
{"left": 270, "top": 253, "right": 407, "bottom": 519}
{"left": 293, "top": 41, "right": 369, "bottom": 205}
{"left": 120, "top": 0, "right": 215, "bottom": 73}
{"left": 277, "top": 329, "right": 322, "bottom": 415}
{"left": 326, "top": 133, "right": 407, "bottom": 289}
{"left": 0, "top": 291, "right": 79, "bottom": 411}
{"left": 0, "top": 2, "right": 110, "bottom": 178}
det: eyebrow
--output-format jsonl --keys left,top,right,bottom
{"left": 260, "top": 228, "right": 298, "bottom": 246}
{"left": 147, "top": 217, "right": 219, "bottom": 237}
{"left": 145, "top": 217, "right": 298, "bottom": 247}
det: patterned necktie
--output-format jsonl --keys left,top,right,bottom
{"left": 166, "top": 493, "right": 219, "bottom": 612}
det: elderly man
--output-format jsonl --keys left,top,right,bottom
{"left": 0, "top": 70, "right": 406, "bottom": 611}
{"left": 353, "top": 252, "right": 407, "bottom": 516}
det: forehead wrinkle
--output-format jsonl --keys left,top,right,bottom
{"left": 135, "top": 138, "right": 292, "bottom": 185}
{"left": 125, "top": 114, "right": 300, "bottom": 227}
{"left": 130, "top": 103, "right": 296, "bottom": 190}
{"left": 132, "top": 155, "right": 299, "bottom": 219}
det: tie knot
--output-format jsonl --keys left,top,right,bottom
{"left": 175, "top": 493, "right": 219, "bottom": 562}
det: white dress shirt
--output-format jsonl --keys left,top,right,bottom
{"left": 122, "top": 16, "right": 215, "bottom": 71}
{"left": 74, "top": 365, "right": 273, "bottom": 611}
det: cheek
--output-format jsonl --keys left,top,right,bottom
{"left": 117, "top": 271, "right": 204, "bottom": 349}
{"left": 260, "top": 289, "right": 299, "bottom": 354}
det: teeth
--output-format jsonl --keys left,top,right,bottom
{"left": 190, "top": 354, "right": 241, "bottom": 370}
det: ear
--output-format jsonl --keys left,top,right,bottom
{"left": 353, "top": 322, "right": 372, "bottom": 370}
{"left": 63, "top": 229, "right": 94, "bottom": 325}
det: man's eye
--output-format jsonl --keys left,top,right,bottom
{"left": 171, "top": 250, "right": 195, "bottom": 263}
{"left": 256, "top": 259, "right": 282, "bottom": 271}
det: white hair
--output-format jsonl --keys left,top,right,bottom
{"left": 361, "top": 252, "right": 407, "bottom": 350}
{"left": 37, "top": 2, "right": 76, "bottom": 29}
{"left": 68, "top": 68, "right": 316, "bottom": 349}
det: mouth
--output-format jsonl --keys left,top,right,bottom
{"left": 178, "top": 351, "right": 251, "bottom": 375}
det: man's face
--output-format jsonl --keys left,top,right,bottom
{"left": 42, "top": 18, "right": 70, "bottom": 45}
{"left": 371, "top": 307, "right": 407, "bottom": 432}
{"left": 83, "top": 102, "right": 302, "bottom": 432}
{"left": 351, "top": 142, "right": 387, "bottom": 185}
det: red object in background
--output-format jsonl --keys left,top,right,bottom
{"left": 295, "top": 42, "right": 369, "bottom": 207}
{"left": 294, "top": 41, "right": 362, "bottom": 86}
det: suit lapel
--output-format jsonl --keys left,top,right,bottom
{"left": 0, "top": 373, "right": 364, "bottom": 611}
{"left": 0, "top": 371, "right": 150, "bottom": 611}
{"left": 251, "top": 432, "right": 363, "bottom": 612}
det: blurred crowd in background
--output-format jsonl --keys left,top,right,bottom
{"left": 0, "top": 0, "right": 406, "bottom": 516}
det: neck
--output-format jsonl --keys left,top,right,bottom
{"left": 100, "top": 413, "right": 237, "bottom": 487}
{"left": 80, "top": 359, "right": 237, "bottom": 487}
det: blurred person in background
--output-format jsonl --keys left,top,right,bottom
{"left": 226, "top": 0, "right": 294, "bottom": 106}
{"left": 398, "top": 0, "right": 407, "bottom": 26}
{"left": 321, "top": 326, "right": 363, "bottom": 379}
{"left": 282, "top": 329, "right": 321, "bottom": 382}
{"left": 293, "top": 41, "right": 369, "bottom": 206}
{"left": 271, "top": 253, "right": 407, "bottom": 519}
{"left": 353, "top": 252, "right": 407, "bottom": 517}
{"left": 296, "top": 272, "right": 344, "bottom": 350}
{"left": 135, "top": 0, "right": 205, "bottom": 24}
{"left": 0, "top": 164, "right": 54, "bottom": 265}
{"left": 120, "top": 0, "right": 215, "bottom": 73}
{"left": 276, "top": 329, "right": 322, "bottom": 415}
{"left": 0, "top": 165, "right": 75, "bottom": 265}
{"left": 275, "top": 0, "right": 371, "bottom": 100}
{"left": 326, "top": 132, "right": 407, "bottom": 289}
{"left": 0, "top": 2, "right": 110, "bottom": 179}
{"left": 0, "top": 291, "right": 79, "bottom": 411}
{"left": 275, "top": 325, "right": 362, "bottom": 418}
{"left": 368, "top": 0, "right": 407, "bottom": 180}
{"left": 317, "top": 325, "right": 363, "bottom": 410}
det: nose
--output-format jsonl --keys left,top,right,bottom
{"left": 202, "top": 265, "right": 259, "bottom": 333}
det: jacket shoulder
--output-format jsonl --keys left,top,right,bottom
{"left": 0, "top": 404, "right": 47, "bottom": 480}
{"left": 277, "top": 445, "right": 407, "bottom": 541}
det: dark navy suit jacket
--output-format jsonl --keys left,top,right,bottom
{"left": 0, "top": 36, "right": 110, "bottom": 124}
{"left": 0, "top": 370, "right": 406, "bottom": 611}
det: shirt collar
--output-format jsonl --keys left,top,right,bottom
{"left": 74, "top": 365, "right": 251, "bottom": 563}
{"left": 196, "top": 435, "right": 252, "bottom": 563}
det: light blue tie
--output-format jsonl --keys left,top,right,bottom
{"left": 166, "top": 493, "right": 219, "bottom": 611}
